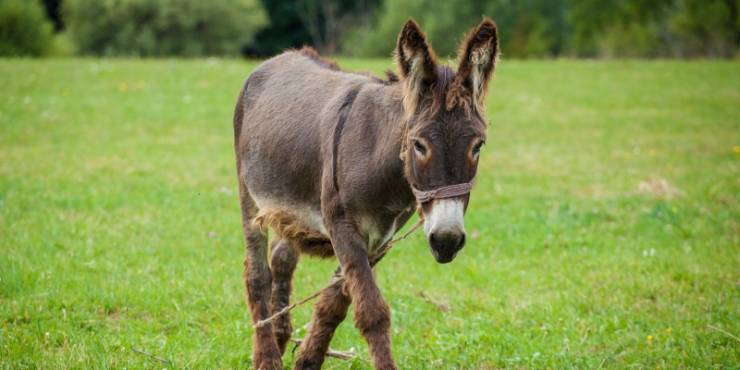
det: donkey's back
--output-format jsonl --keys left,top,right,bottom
{"left": 237, "top": 48, "right": 375, "bottom": 154}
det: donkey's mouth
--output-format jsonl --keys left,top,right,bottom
{"left": 430, "top": 248, "right": 459, "bottom": 264}
{"left": 429, "top": 233, "right": 465, "bottom": 264}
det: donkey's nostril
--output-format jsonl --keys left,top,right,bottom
{"left": 429, "top": 232, "right": 438, "bottom": 245}
{"left": 428, "top": 230, "right": 465, "bottom": 263}
{"left": 445, "top": 232, "right": 464, "bottom": 251}
{"left": 431, "top": 230, "right": 463, "bottom": 247}
{"left": 429, "top": 229, "right": 465, "bottom": 262}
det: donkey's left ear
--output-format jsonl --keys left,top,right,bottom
{"left": 455, "top": 18, "right": 499, "bottom": 109}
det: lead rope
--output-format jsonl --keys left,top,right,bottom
{"left": 254, "top": 211, "right": 424, "bottom": 329}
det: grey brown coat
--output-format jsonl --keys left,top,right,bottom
{"left": 234, "top": 18, "right": 499, "bottom": 369}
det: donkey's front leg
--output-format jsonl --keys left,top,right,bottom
{"left": 330, "top": 222, "right": 397, "bottom": 370}
{"left": 294, "top": 272, "right": 351, "bottom": 369}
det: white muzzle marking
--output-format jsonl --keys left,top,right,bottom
{"left": 424, "top": 198, "right": 465, "bottom": 237}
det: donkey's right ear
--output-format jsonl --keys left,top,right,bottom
{"left": 395, "top": 19, "right": 437, "bottom": 113}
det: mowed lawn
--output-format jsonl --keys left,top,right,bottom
{"left": 1, "top": 57, "right": 738, "bottom": 369}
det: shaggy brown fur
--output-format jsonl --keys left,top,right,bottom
{"left": 253, "top": 208, "right": 334, "bottom": 258}
{"left": 253, "top": 208, "right": 326, "bottom": 244}
{"left": 269, "top": 239, "right": 299, "bottom": 353}
{"left": 234, "top": 18, "right": 499, "bottom": 370}
{"left": 295, "top": 274, "right": 351, "bottom": 368}
{"left": 237, "top": 180, "right": 282, "bottom": 369}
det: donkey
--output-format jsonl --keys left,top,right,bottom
{"left": 233, "top": 18, "right": 499, "bottom": 369}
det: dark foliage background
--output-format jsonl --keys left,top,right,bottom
{"left": 63, "top": 0, "right": 266, "bottom": 57}
{"left": 0, "top": 0, "right": 54, "bottom": 56}
{"left": 342, "top": 0, "right": 739, "bottom": 58}
{"left": 1, "top": 0, "right": 738, "bottom": 58}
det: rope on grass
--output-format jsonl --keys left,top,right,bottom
{"left": 131, "top": 348, "right": 172, "bottom": 365}
{"left": 289, "top": 338, "right": 357, "bottom": 360}
{"left": 254, "top": 215, "right": 424, "bottom": 329}
{"left": 708, "top": 324, "right": 740, "bottom": 343}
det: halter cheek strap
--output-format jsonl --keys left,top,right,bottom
{"left": 411, "top": 181, "right": 474, "bottom": 204}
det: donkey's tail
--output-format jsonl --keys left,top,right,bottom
{"left": 233, "top": 77, "right": 249, "bottom": 145}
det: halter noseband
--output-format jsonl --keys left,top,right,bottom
{"left": 411, "top": 181, "right": 474, "bottom": 204}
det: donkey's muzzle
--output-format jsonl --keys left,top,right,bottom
{"left": 429, "top": 229, "right": 466, "bottom": 264}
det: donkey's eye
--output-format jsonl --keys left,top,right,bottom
{"left": 413, "top": 140, "right": 427, "bottom": 156}
{"left": 472, "top": 142, "right": 484, "bottom": 157}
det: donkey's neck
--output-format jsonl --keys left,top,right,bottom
{"left": 357, "top": 83, "right": 415, "bottom": 211}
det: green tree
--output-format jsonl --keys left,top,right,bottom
{"left": 669, "top": 0, "right": 739, "bottom": 57}
{"left": 344, "top": 0, "right": 568, "bottom": 59}
{"left": 345, "top": 0, "right": 737, "bottom": 59}
{"left": 343, "top": 0, "right": 485, "bottom": 58}
{"left": 64, "top": 0, "right": 267, "bottom": 57}
{"left": 0, "top": 0, "right": 54, "bottom": 56}
{"left": 248, "top": 0, "right": 380, "bottom": 56}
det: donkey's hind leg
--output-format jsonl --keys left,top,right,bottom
{"left": 269, "top": 239, "right": 299, "bottom": 354}
{"left": 238, "top": 181, "right": 282, "bottom": 369}
{"left": 295, "top": 271, "right": 351, "bottom": 369}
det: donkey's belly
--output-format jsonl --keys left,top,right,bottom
{"left": 251, "top": 186, "right": 402, "bottom": 260}
{"left": 251, "top": 192, "right": 328, "bottom": 237}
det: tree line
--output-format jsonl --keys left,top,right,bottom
{"left": 268, "top": 0, "right": 739, "bottom": 58}
{"left": 1, "top": 0, "right": 737, "bottom": 58}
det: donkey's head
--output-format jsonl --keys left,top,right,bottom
{"left": 396, "top": 18, "right": 498, "bottom": 264}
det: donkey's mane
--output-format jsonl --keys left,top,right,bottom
{"left": 297, "top": 46, "right": 399, "bottom": 85}
{"left": 297, "top": 46, "right": 475, "bottom": 116}
{"left": 408, "top": 65, "right": 477, "bottom": 120}
{"left": 298, "top": 46, "right": 341, "bottom": 71}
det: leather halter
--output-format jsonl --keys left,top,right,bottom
{"left": 411, "top": 181, "right": 474, "bottom": 204}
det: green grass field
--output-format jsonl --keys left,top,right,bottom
{"left": 1, "top": 58, "right": 738, "bottom": 369}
